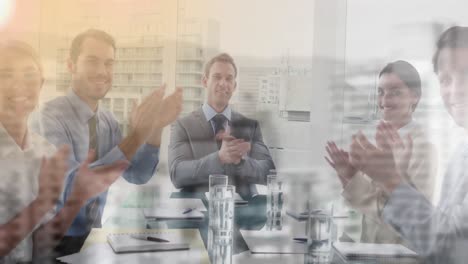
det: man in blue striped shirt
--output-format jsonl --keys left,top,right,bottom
{"left": 32, "top": 29, "right": 183, "bottom": 255}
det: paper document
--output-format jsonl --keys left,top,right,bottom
{"left": 57, "top": 228, "right": 209, "bottom": 264}
{"left": 333, "top": 242, "right": 418, "bottom": 259}
{"left": 107, "top": 231, "right": 189, "bottom": 253}
{"left": 57, "top": 243, "right": 202, "bottom": 264}
{"left": 240, "top": 230, "right": 308, "bottom": 254}
{"left": 286, "top": 205, "right": 351, "bottom": 221}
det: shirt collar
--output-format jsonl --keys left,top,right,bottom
{"left": 66, "top": 89, "right": 98, "bottom": 124}
{"left": 202, "top": 103, "right": 232, "bottom": 122}
{"left": 0, "top": 122, "right": 33, "bottom": 157}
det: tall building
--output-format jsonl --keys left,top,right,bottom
{"left": 176, "top": 18, "right": 220, "bottom": 115}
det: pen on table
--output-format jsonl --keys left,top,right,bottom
{"left": 182, "top": 208, "right": 196, "bottom": 214}
{"left": 299, "top": 209, "right": 322, "bottom": 215}
{"left": 293, "top": 237, "right": 308, "bottom": 243}
{"left": 294, "top": 238, "right": 328, "bottom": 245}
{"left": 131, "top": 234, "right": 170, "bottom": 243}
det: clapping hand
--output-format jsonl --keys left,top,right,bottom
{"left": 349, "top": 130, "right": 402, "bottom": 193}
{"left": 69, "top": 150, "right": 129, "bottom": 203}
{"left": 129, "top": 85, "right": 183, "bottom": 147}
{"left": 325, "top": 141, "right": 357, "bottom": 187}
{"left": 376, "top": 121, "right": 413, "bottom": 179}
{"left": 153, "top": 87, "right": 183, "bottom": 129}
{"left": 129, "top": 84, "right": 166, "bottom": 142}
{"left": 218, "top": 132, "right": 251, "bottom": 165}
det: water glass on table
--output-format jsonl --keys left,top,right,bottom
{"left": 209, "top": 184, "right": 235, "bottom": 264}
{"left": 266, "top": 174, "right": 283, "bottom": 230}
{"left": 305, "top": 203, "right": 337, "bottom": 262}
{"left": 208, "top": 174, "right": 228, "bottom": 249}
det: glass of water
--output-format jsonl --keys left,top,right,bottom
{"left": 208, "top": 174, "right": 229, "bottom": 250}
{"left": 305, "top": 202, "right": 337, "bottom": 262}
{"left": 266, "top": 174, "right": 283, "bottom": 230}
{"left": 209, "top": 185, "right": 235, "bottom": 264}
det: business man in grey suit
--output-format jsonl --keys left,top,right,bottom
{"left": 168, "top": 53, "right": 275, "bottom": 198}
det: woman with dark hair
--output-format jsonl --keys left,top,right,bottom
{"left": 0, "top": 40, "right": 128, "bottom": 262}
{"left": 325, "top": 60, "right": 437, "bottom": 244}
{"left": 346, "top": 25, "right": 468, "bottom": 263}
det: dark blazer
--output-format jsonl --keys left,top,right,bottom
{"left": 168, "top": 107, "right": 275, "bottom": 198}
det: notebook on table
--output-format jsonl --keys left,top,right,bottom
{"left": 333, "top": 242, "right": 419, "bottom": 263}
{"left": 240, "top": 230, "right": 308, "bottom": 254}
{"left": 286, "top": 206, "right": 351, "bottom": 221}
{"left": 107, "top": 231, "right": 190, "bottom": 253}
{"left": 57, "top": 228, "right": 209, "bottom": 264}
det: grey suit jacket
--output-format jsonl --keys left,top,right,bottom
{"left": 168, "top": 108, "right": 275, "bottom": 198}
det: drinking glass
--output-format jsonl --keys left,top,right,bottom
{"left": 266, "top": 174, "right": 283, "bottom": 229}
{"left": 209, "top": 185, "right": 235, "bottom": 264}
{"left": 305, "top": 202, "right": 337, "bottom": 262}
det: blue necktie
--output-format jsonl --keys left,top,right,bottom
{"left": 212, "top": 114, "right": 227, "bottom": 149}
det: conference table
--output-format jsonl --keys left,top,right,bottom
{"left": 89, "top": 187, "right": 362, "bottom": 264}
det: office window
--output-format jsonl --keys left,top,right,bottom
{"left": 101, "top": 98, "right": 111, "bottom": 110}
{"left": 113, "top": 98, "right": 124, "bottom": 111}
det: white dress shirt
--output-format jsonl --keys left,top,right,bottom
{"left": 202, "top": 103, "right": 232, "bottom": 134}
{"left": 383, "top": 137, "right": 468, "bottom": 263}
{"left": 0, "top": 124, "right": 56, "bottom": 263}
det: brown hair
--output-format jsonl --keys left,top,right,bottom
{"left": 379, "top": 60, "right": 421, "bottom": 98}
{"left": 379, "top": 60, "right": 422, "bottom": 110}
{"left": 433, "top": 26, "right": 468, "bottom": 73}
{"left": 0, "top": 40, "right": 43, "bottom": 76}
{"left": 204, "top": 53, "right": 238, "bottom": 78}
{"left": 69, "top": 29, "right": 116, "bottom": 62}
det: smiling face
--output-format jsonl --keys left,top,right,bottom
{"left": 203, "top": 61, "right": 237, "bottom": 111}
{"left": 0, "top": 51, "right": 43, "bottom": 120}
{"left": 377, "top": 73, "right": 418, "bottom": 126}
{"left": 68, "top": 37, "right": 114, "bottom": 106}
{"left": 437, "top": 47, "right": 468, "bottom": 130}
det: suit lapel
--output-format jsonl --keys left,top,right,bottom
{"left": 194, "top": 108, "right": 214, "bottom": 138}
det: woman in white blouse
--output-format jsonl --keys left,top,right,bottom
{"left": 0, "top": 40, "right": 129, "bottom": 262}
{"left": 325, "top": 60, "right": 437, "bottom": 244}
